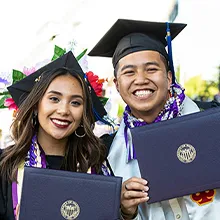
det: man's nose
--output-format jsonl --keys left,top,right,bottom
{"left": 134, "top": 71, "right": 149, "bottom": 84}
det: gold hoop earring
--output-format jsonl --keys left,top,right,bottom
{"left": 75, "top": 124, "right": 86, "bottom": 138}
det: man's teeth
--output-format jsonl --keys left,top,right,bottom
{"left": 135, "top": 90, "right": 152, "bottom": 97}
{"left": 52, "top": 119, "right": 69, "bottom": 125}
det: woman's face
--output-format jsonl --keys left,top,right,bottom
{"left": 37, "top": 74, "right": 84, "bottom": 141}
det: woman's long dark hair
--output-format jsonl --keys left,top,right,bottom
{"left": 0, "top": 68, "right": 106, "bottom": 182}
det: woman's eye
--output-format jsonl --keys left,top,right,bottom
{"left": 49, "top": 97, "right": 59, "bottom": 102}
{"left": 71, "top": 101, "right": 81, "bottom": 106}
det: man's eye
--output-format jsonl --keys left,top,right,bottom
{"left": 123, "top": 70, "right": 134, "bottom": 75}
{"left": 148, "top": 68, "right": 158, "bottom": 72}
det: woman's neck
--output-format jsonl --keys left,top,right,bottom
{"left": 37, "top": 133, "right": 67, "bottom": 156}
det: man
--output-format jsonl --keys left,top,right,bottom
{"left": 89, "top": 19, "right": 219, "bottom": 219}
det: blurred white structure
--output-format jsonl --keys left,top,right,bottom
{"left": 3, "top": 0, "right": 219, "bottom": 139}
{"left": 0, "top": 0, "right": 175, "bottom": 74}
{"left": 0, "top": 0, "right": 176, "bottom": 142}
{"left": 171, "top": 0, "right": 220, "bottom": 83}
{"left": 0, "top": 109, "right": 14, "bottom": 149}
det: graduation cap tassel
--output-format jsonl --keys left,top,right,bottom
{"left": 83, "top": 72, "right": 111, "bottom": 127}
{"left": 166, "top": 22, "right": 176, "bottom": 85}
{"left": 93, "top": 108, "right": 115, "bottom": 129}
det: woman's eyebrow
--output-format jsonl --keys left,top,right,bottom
{"left": 47, "top": 90, "right": 83, "bottom": 99}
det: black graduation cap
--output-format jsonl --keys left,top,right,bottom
{"left": 7, "top": 51, "right": 107, "bottom": 121}
{"left": 88, "top": 18, "right": 186, "bottom": 77}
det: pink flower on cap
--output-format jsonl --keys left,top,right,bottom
{"left": 4, "top": 98, "right": 18, "bottom": 111}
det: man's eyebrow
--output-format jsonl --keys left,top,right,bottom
{"left": 120, "top": 62, "right": 160, "bottom": 72}
{"left": 144, "top": 61, "right": 160, "bottom": 67}
{"left": 120, "top": 65, "right": 136, "bottom": 72}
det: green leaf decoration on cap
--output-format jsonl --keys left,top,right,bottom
{"left": 52, "top": 45, "right": 66, "bottom": 61}
{"left": 0, "top": 91, "right": 10, "bottom": 96}
{"left": 76, "top": 49, "right": 87, "bottom": 61}
{"left": 98, "top": 97, "right": 109, "bottom": 106}
{"left": 12, "top": 70, "right": 26, "bottom": 84}
{"left": 0, "top": 94, "right": 11, "bottom": 108}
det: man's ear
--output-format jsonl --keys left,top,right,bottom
{"left": 167, "top": 70, "right": 173, "bottom": 89}
{"left": 113, "top": 78, "right": 119, "bottom": 92}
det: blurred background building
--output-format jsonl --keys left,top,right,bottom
{"left": 0, "top": 0, "right": 220, "bottom": 146}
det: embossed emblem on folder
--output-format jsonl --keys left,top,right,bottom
{"left": 61, "top": 200, "right": 80, "bottom": 219}
{"left": 177, "top": 144, "right": 196, "bottom": 163}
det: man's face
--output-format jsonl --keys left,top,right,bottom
{"left": 114, "top": 50, "right": 172, "bottom": 123}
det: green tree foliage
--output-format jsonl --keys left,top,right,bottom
{"left": 184, "top": 75, "right": 218, "bottom": 100}
{"left": 175, "top": 65, "right": 180, "bottom": 83}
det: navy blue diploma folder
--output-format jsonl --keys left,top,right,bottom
{"left": 130, "top": 107, "right": 220, "bottom": 204}
{"left": 19, "top": 167, "right": 122, "bottom": 220}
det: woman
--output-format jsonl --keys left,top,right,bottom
{"left": 0, "top": 53, "right": 110, "bottom": 219}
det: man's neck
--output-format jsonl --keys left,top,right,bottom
{"left": 132, "top": 110, "right": 161, "bottom": 124}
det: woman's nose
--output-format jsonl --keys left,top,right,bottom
{"left": 56, "top": 103, "right": 70, "bottom": 115}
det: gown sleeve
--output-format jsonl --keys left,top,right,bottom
{"left": 100, "top": 132, "right": 116, "bottom": 155}
{"left": 0, "top": 149, "right": 14, "bottom": 220}
{"left": 99, "top": 133, "right": 117, "bottom": 176}
{"left": 0, "top": 149, "right": 6, "bottom": 218}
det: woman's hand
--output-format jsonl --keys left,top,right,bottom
{"left": 120, "top": 177, "right": 149, "bottom": 219}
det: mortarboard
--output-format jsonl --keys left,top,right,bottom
{"left": 7, "top": 51, "right": 107, "bottom": 121}
{"left": 88, "top": 18, "right": 186, "bottom": 83}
